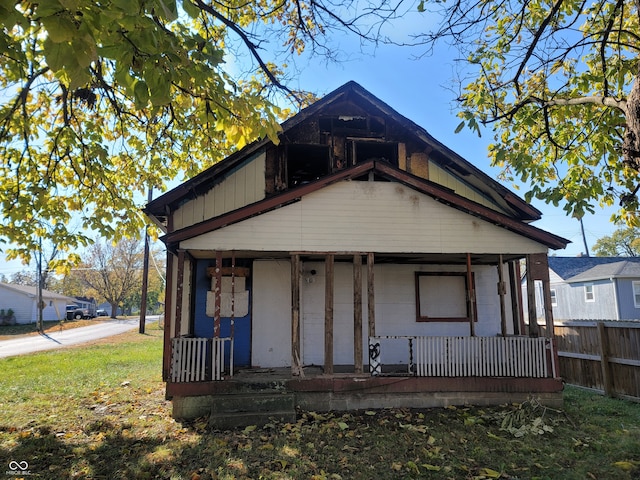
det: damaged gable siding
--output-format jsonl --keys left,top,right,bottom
{"left": 170, "top": 141, "right": 511, "bottom": 234}
{"left": 172, "top": 152, "right": 266, "bottom": 231}
{"left": 427, "top": 161, "right": 509, "bottom": 215}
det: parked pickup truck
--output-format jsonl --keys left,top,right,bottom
{"left": 66, "top": 304, "right": 95, "bottom": 320}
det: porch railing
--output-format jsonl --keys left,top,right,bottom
{"left": 369, "top": 335, "right": 554, "bottom": 378}
{"left": 170, "top": 337, "right": 233, "bottom": 382}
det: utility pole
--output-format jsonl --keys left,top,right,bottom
{"left": 36, "top": 236, "right": 43, "bottom": 332}
{"left": 580, "top": 218, "right": 590, "bottom": 257}
{"left": 139, "top": 186, "right": 152, "bottom": 334}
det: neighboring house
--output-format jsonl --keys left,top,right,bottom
{"left": 527, "top": 256, "right": 640, "bottom": 322}
{"left": 0, "top": 283, "right": 73, "bottom": 324}
{"left": 144, "top": 81, "right": 570, "bottom": 424}
{"left": 97, "top": 302, "right": 118, "bottom": 317}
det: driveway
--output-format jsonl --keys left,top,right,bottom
{"left": 0, "top": 316, "right": 159, "bottom": 358}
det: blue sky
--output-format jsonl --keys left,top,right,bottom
{"left": 286, "top": 37, "right": 619, "bottom": 257}
{"left": 0, "top": 17, "right": 621, "bottom": 276}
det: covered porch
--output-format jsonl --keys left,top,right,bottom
{"left": 163, "top": 249, "right": 561, "bottom": 421}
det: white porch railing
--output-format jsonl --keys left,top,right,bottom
{"left": 369, "top": 336, "right": 553, "bottom": 378}
{"left": 170, "top": 337, "right": 233, "bottom": 382}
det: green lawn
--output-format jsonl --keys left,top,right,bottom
{"left": 0, "top": 328, "right": 638, "bottom": 479}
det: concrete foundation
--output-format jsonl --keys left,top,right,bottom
{"left": 170, "top": 372, "right": 564, "bottom": 425}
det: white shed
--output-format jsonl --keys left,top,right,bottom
{"left": 0, "top": 283, "right": 73, "bottom": 325}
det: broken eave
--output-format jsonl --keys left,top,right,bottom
{"left": 144, "top": 81, "right": 540, "bottom": 226}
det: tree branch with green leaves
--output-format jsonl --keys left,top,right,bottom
{"left": 416, "top": 0, "right": 640, "bottom": 224}
{"left": 0, "top": 0, "right": 411, "bottom": 268}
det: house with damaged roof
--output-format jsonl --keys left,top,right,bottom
{"left": 144, "top": 81, "right": 570, "bottom": 426}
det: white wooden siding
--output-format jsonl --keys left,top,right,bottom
{"left": 0, "top": 285, "right": 69, "bottom": 324}
{"left": 0, "top": 288, "right": 33, "bottom": 324}
{"left": 251, "top": 260, "right": 292, "bottom": 368}
{"left": 252, "top": 260, "right": 515, "bottom": 368}
{"left": 173, "top": 153, "right": 266, "bottom": 230}
{"left": 181, "top": 180, "right": 548, "bottom": 254}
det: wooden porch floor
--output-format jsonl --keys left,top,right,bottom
{"left": 169, "top": 364, "right": 564, "bottom": 393}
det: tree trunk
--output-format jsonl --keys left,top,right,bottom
{"left": 623, "top": 68, "right": 640, "bottom": 180}
{"left": 110, "top": 302, "right": 118, "bottom": 318}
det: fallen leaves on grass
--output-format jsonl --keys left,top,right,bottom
{"left": 2, "top": 336, "right": 639, "bottom": 480}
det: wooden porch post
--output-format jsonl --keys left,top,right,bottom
{"left": 509, "top": 260, "right": 524, "bottom": 335}
{"left": 532, "top": 253, "right": 559, "bottom": 378}
{"left": 353, "top": 254, "right": 363, "bottom": 373}
{"left": 213, "top": 251, "right": 222, "bottom": 339}
{"left": 498, "top": 255, "right": 507, "bottom": 337}
{"left": 291, "top": 254, "right": 302, "bottom": 376}
{"left": 525, "top": 255, "right": 540, "bottom": 337}
{"left": 367, "top": 252, "right": 376, "bottom": 338}
{"left": 324, "top": 254, "right": 334, "bottom": 375}
{"left": 466, "top": 253, "right": 476, "bottom": 337}
{"left": 162, "top": 249, "right": 175, "bottom": 381}
{"left": 230, "top": 251, "right": 235, "bottom": 341}
{"left": 174, "top": 249, "right": 185, "bottom": 338}
{"left": 536, "top": 254, "right": 555, "bottom": 338}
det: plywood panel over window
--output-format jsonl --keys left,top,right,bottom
{"left": 415, "top": 272, "right": 474, "bottom": 322}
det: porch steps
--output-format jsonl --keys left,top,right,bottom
{"left": 208, "top": 392, "right": 297, "bottom": 429}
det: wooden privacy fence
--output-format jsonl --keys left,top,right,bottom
{"left": 553, "top": 321, "right": 640, "bottom": 401}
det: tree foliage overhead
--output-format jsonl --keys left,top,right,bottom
{"left": 417, "top": 0, "right": 640, "bottom": 224}
{"left": 0, "top": 0, "right": 408, "bottom": 264}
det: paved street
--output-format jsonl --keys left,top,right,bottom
{"left": 0, "top": 316, "right": 159, "bottom": 358}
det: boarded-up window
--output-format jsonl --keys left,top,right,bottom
{"left": 415, "top": 272, "right": 474, "bottom": 322}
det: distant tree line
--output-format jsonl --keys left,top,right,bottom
{"left": 2, "top": 238, "right": 165, "bottom": 318}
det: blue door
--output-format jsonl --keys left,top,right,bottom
{"left": 193, "top": 260, "right": 251, "bottom": 368}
